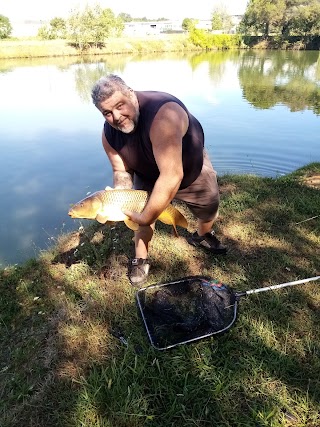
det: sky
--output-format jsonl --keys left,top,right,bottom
{"left": 1, "top": 0, "right": 248, "bottom": 22}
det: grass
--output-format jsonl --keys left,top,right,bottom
{"left": 0, "top": 163, "right": 319, "bottom": 427}
{"left": 0, "top": 35, "right": 200, "bottom": 59}
{"left": 0, "top": 34, "right": 317, "bottom": 60}
{"left": 0, "top": 30, "right": 319, "bottom": 60}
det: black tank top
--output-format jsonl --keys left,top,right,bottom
{"left": 104, "top": 91, "right": 204, "bottom": 189}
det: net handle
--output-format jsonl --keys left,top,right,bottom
{"left": 242, "top": 276, "right": 320, "bottom": 296}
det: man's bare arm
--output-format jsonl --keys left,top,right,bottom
{"left": 123, "top": 102, "right": 188, "bottom": 224}
{"left": 113, "top": 171, "right": 133, "bottom": 189}
{"left": 102, "top": 131, "right": 133, "bottom": 189}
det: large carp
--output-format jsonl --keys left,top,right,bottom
{"left": 68, "top": 189, "right": 188, "bottom": 236}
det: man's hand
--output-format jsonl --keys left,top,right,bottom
{"left": 122, "top": 209, "right": 152, "bottom": 226}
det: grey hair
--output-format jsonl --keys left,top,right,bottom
{"left": 91, "top": 74, "right": 132, "bottom": 107}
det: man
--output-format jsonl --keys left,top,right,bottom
{"left": 91, "top": 74, "right": 226, "bottom": 285}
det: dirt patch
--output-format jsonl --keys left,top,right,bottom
{"left": 301, "top": 174, "right": 320, "bottom": 189}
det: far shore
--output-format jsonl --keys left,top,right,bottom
{"left": 0, "top": 34, "right": 201, "bottom": 60}
{"left": 1, "top": 33, "right": 319, "bottom": 60}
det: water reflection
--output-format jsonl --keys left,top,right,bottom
{"left": 0, "top": 50, "right": 319, "bottom": 266}
{"left": 71, "top": 50, "right": 320, "bottom": 115}
{"left": 238, "top": 50, "right": 320, "bottom": 114}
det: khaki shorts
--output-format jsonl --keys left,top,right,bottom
{"left": 174, "top": 151, "right": 219, "bottom": 221}
{"left": 134, "top": 151, "right": 220, "bottom": 222}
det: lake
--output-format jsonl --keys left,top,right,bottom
{"left": 0, "top": 49, "right": 319, "bottom": 266}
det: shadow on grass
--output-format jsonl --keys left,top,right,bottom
{"left": 1, "top": 164, "right": 319, "bottom": 426}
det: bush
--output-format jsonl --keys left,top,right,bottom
{"left": 189, "top": 29, "right": 242, "bottom": 50}
{"left": 0, "top": 15, "right": 12, "bottom": 39}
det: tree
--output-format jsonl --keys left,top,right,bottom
{"left": 279, "top": 0, "right": 309, "bottom": 35}
{"left": 67, "top": 5, "right": 124, "bottom": 49}
{"left": 38, "top": 17, "right": 67, "bottom": 40}
{"left": 37, "top": 25, "right": 52, "bottom": 40}
{"left": 50, "top": 17, "right": 67, "bottom": 39}
{"left": 211, "top": 6, "right": 233, "bottom": 33}
{"left": 0, "top": 15, "right": 12, "bottom": 39}
{"left": 239, "top": 0, "right": 286, "bottom": 37}
{"left": 182, "top": 18, "right": 197, "bottom": 32}
{"left": 118, "top": 13, "right": 132, "bottom": 22}
{"left": 289, "top": 0, "right": 320, "bottom": 35}
{"left": 100, "top": 8, "right": 124, "bottom": 38}
{"left": 239, "top": 0, "right": 319, "bottom": 36}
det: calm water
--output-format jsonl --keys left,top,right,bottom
{"left": 0, "top": 50, "right": 319, "bottom": 266}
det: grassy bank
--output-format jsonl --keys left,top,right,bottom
{"left": 0, "top": 35, "right": 200, "bottom": 59}
{"left": 1, "top": 164, "right": 319, "bottom": 427}
{"left": 0, "top": 34, "right": 319, "bottom": 60}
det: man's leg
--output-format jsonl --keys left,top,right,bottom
{"left": 197, "top": 212, "right": 218, "bottom": 236}
{"left": 128, "top": 223, "right": 155, "bottom": 286}
{"left": 175, "top": 151, "right": 227, "bottom": 254}
{"left": 135, "top": 224, "right": 155, "bottom": 259}
{"left": 128, "top": 175, "right": 155, "bottom": 286}
{"left": 192, "top": 216, "right": 226, "bottom": 254}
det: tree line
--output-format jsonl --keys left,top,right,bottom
{"left": 0, "top": 0, "right": 319, "bottom": 45}
{"left": 239, "top": 0, "right": 320, "bottom": 37}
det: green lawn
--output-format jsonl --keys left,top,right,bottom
{"left": 0, "top": 163, "right": 319, "bottom": 427}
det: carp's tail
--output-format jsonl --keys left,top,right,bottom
{"left": 158, "top": 205, "right": 188, "bottom": 237}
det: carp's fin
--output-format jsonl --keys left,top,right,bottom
{"left": 96, "top": 214, "right": 109, "bottom": 224}
{"left": 172, "top": 224, "right": 179, "bottom": 238}
{"left": 124, "top": 218, "right": 139, "bottom": 231}
{"left": 158, "top": 206, "right": 188, "bottom": 237}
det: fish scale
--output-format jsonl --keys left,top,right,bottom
{"left": 100, "top": 189, "right": 149, "bottom": 212}
{"left": 68, "top": 189, "right": 188, "bottom": 236}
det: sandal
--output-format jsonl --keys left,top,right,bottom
{"left": 187, "top": 231, "right": 227, "bottom": 254}
{"left": 128, "top": 258, "right": 150, "bottom": 286}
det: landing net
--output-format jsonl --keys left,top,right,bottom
{"left": 136, "top": 276, "right": 238, "bottom": 350}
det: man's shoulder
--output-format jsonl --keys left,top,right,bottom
{"left": 136, "top": 91, "right": 186, "bottom": 110}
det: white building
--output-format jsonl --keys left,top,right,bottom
{"left": 195, "top": 20, "right": 212, "bottom": 31}
{"left": 10, "top": 16, "right": 243, "bottom": 38}
{"left": 123, "top": 21, "right": 183, "bottom": 36}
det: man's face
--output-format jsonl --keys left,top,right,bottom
{"left": 98, "top": 90, "right": 139, "bottom": 134}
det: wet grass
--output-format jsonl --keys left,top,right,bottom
{"left": 0, "top": 163, "right": 319, "bottom": 427}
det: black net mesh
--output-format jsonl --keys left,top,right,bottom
{"left": 137, "top": 276, "right": 238, "bottom": 349}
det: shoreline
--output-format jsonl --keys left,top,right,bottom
{"left": 1, "top": 163, "right": 319, "bottom": 270}
{"left": 0, "top": 35, "right": 201, "bottom": 59}
{"left": 1, "top": 34, "right": 319, "bottom": 60}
